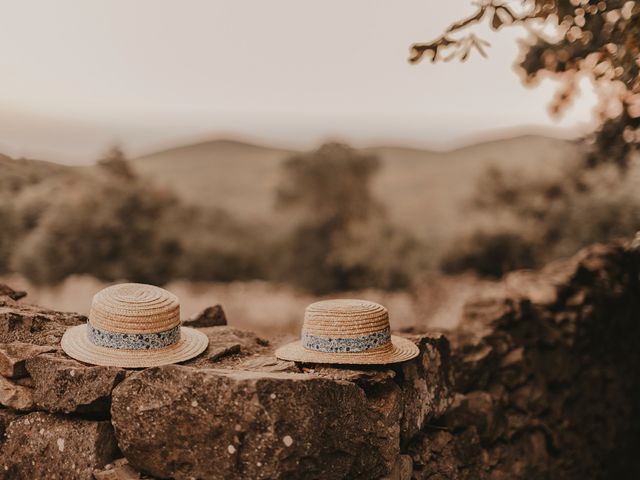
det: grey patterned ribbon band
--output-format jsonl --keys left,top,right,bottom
{"left": 87, "top": 323, "right": 180, "bottom": 350}
{"left": 302, "top": 327, "right": 391, "bottom": 353}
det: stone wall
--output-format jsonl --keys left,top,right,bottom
{"left": 0, "top": 240, "right": 637, "bottom": 479}
{"left": 409, "top": 241, "right": 640, "bottom": 479}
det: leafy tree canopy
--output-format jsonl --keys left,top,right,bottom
{"left": 411, "top": 0, "right": 640, "bottom": 168}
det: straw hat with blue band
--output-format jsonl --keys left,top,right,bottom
{"left": 275, "top": 299, "right": 419, "bottom": 365}
{"left": 61, "top": 283, "right": 208, "bottom": 368}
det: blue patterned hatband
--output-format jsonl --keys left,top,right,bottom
{"left": 87, "top": 323, "right": 180, "bottom": 350}
{"left": 302, "top": 327, "right": 391, "bottom": 353}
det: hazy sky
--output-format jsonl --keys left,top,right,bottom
{"left": 0, "top": 0, "right": 598, "bottom": 164}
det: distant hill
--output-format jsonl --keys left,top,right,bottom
{"left": 0, "top": 155, "right": 75, "bottom": 193}
{"left": 133, "top": 135, "right": 583, "bottom": 244}
{"left": 366, "top": 135, "right": 583, "bottom": 242}
{"left": 134, "top": 139, "right": 294, "bottom": 223}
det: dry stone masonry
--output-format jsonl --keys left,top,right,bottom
{"left": 0, "top": 239, "right": 637, "bottom": 479}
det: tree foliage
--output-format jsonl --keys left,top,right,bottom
{"left": 11, "top": 173, "right": 182, "bottom": 285}
{"left": 411, "top": 0, "right": 640, "bottom": 168}
{"left": 4, "top": 149, "right": 266, "bottom": 286}
{"left": 277, "top": 143, "right": 383, "bottom": 226}
{"left": 441, "top": 159, "right": 640, "bottom": 277}
{"left": 276, "top": 143, "right": 423, "bottom": 293}
{"left": 442, "top": 230, "right": 538, "bottom": 277}
{"left": 97, "top": 145, "right": 136, "bottom": 179}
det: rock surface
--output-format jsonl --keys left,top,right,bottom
{"left": 112, "top": 366, "right": 401, "bottom": 480}
{"left": 399, "top": 334, "right": 453, "bottom": 443}
{"left": 26, "top": 354, "right": 125, "bottom": 415}
{"left": 0, "top": 341, "right": 56, "bottom": 378}
{"left": 0, "top": 375, "right": 33, "bottom": 411}
{"left": 0, "top": 285, "right": 26, "bottom": 301}
{"left": 93, "top": 458, "right": 143, "bottom": 480}
{"left": 185, "top": 326, "right": 271, "bottom": 368}
{"left": 183, "top": 304, "right": 227, "bottom": 327}
{"left": 0, "top": 304, "right": 84, "bottom": 346}
{"left": 0, "top": 412, "right": 118, "bottom": 480}
{"left": 409, "top": 241, "right": 640, "bottom": 479}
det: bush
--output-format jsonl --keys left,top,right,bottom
{"left": 441, "top": 231, "right": 539, "bottom": 278}
{"left": 445, "top": 160, "right": 640, "bottom": 278}
{"left": 275, "top": 143, "right": 424, "bottom": 293}
{"left": 172, "top": 206, "right": 267, "bottom": 282}
{"left": 11, "top": 176, "right": 182, "bottom": 285}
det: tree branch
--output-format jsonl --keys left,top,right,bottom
{"left": 409, "top": 1, "right": 534, "bottom": 63}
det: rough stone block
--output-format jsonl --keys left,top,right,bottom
{"left": 0, "top": 409, "right": 20, "bottom": 437}
{"left": 184, "top": 326, "right": 270, "bottom": 368}
{"left": 446, "top": 391, "right": 505, "bottom": 445}
{"left": 26, "top": 354, "right": 125, "bottom": 415}
{"left": 0, "top": 412, "right": 118, "bottom": 479}
{"left": 93, "top": 458, "right": 142, "bottom": 480}
{"left": 399, "top": 334, "right": 454, "bottom": 443}
{"left": 183, "top": 304, "right": 227, "bottom": 328}
{"left": 0, "top": 307, "right": 83, "bottom": 346}
{"left": 112, "top": 365, "right": 400, "bottom": 480}
{"left": 0, "top": 341, "right": 56, "bottom": 378}
{"left": 0, "top": 285, "right": 26, "bottom": 301}
{"left": 386, "top": 454, "right": 413, "bottom": 480}
{"left": 0, "top": 375, "right": 34, "bottom": 411}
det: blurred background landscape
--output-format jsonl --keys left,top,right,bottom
{"left": 1, "top": 0, "right": 638, "bottom": 336}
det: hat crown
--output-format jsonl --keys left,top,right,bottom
{"left": 302, "top": 299, "right": 390, "bottom": 337}
{"left": 275, "top": 298, "right": 420, "bottom": 364}
{"left": 89, "top": 283, "right": 180, "bottom": 334}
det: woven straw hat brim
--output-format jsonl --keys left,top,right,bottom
{"left": 61, "top": 325, "right": 209, "bottom": 369}
{"left": 275, "top": 335, "right": 419, "bottom": 365}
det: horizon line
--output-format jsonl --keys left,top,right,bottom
{"left": 1, "top": 123, "right": 586, "bottom": 166}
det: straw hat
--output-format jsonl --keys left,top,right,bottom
{"left": 275, "top": 299, "right": 419, "bottom": 365}
{"left": 61, "top": 283, "right": 208, "bottom": 368}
